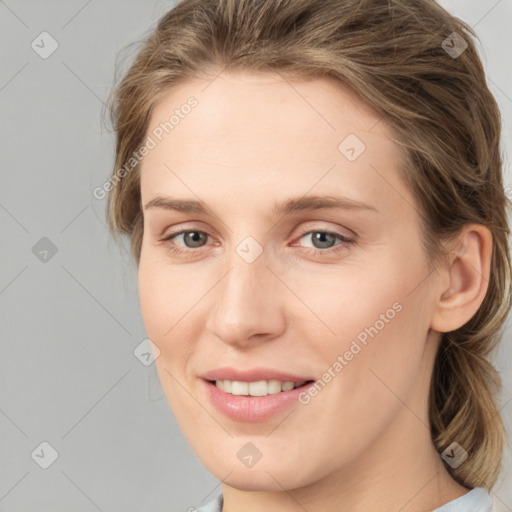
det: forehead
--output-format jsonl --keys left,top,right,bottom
{"left": 139, "top": 70, "right": 413, "bottom": 218}
{"left": 147, "top": 70, "right": 388, "bottom": 145}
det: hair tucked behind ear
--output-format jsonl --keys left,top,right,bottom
{"left": 105, "top": 0, "right": 511, "bottom": 488}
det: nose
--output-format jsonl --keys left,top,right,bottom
{"left": 205, "top": 247, "right": 287, "bottom": 349}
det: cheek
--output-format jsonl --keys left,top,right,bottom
{"left": 284, "top": 249, "right": 428, "bottom": 357}
{"left": 289, "top": 240, "right": 433, "bottom": 406}
{"left": 305, "top": 250, "right": 433, "bottom": 423}
{"left": 138, "top": 252, "right": 194, "bottom": 385}
{"left": 138, "top": 260, "right": 202, "bottom": 436}
{"left": 138, "top": 247, "right": 196, "bottom": 340}
{"left": 137, "top": 248, "right": 213, "bottom": 408}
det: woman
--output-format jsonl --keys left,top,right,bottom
{"left": 105, "top": 0, "right": 511, "bottom": 510}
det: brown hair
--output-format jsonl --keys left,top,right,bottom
{"left": 105, "top": 0, "right": 511, "bottom": 489}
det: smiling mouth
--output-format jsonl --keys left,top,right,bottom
{"left": 207, "top": 379, "right": 315, "bottom": 397}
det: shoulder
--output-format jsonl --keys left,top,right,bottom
{"left": 189, "top": 488, "right": 493, "bottom": 512}
{"left": 191, "top": 492, "right": 223, "bottom": 512}
{"left": 433, "top": 487, "right": 493, "bottom": 512}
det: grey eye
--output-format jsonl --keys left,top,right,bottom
{"left": 178, "top": 231, "right": 209, "bottom": 248}
{"left": 304, "top": 232, "right": 339, "bottom": 249}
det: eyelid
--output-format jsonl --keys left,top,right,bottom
{"left": 293, "top": 228, "right": 353, "bottom": 244}
{"left": 158, "top": 220, "right": 214, "bottom": 237}
{"left": 294, "top": 221, "right": 355, "bottom": 239}
{"left": 160, "top": 229, "right": 213, "bottom": 246}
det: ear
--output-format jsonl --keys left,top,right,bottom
{"left": 430, "top": 224, "right": 493, "bottom": 333}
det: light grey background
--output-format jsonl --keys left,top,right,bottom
{"left": 0, "top": 1, "right": 511, "bottom": 510}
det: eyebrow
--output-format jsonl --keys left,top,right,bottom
{"left": 144, "top": 194, "right": 378, "bottom": 215}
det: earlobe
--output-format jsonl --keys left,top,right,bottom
{"left": 430, "top": 225, "right": 492, "bottom": 333}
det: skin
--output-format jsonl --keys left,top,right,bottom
{"left": 137, "top": 70, "right": 492, "bottom": 511}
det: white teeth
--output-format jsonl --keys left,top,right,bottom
{"left": 231, "top": 381, "right": 249, "bottom": 395}
{"left": 214, "top": 379, "right": 307, "bottom": 396}
{"left": 249, "top": 380, "right": 267, "bottom": 396}
{"left": 267, "top": 379, "right": 282, "bottom": 394}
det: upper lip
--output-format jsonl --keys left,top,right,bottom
{"left": 200, "top": 367, "right": 315, "bottom": 383}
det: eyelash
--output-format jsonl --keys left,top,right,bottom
{"left": 159, "top": 229, "right": 355, "bottom": 256}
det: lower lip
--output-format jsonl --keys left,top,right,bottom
{"left": 202, "top": 379, "right": 312, "bottom": 422}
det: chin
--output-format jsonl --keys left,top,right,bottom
{"left": 199, "top": 453, "right": 317, "bottom": 492}
{"left": 222, "top": 470, "right": 301, "bottom": 492}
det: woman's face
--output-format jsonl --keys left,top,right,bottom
{"left": 138, "top": 71, "right": 441, "bottom": 491}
